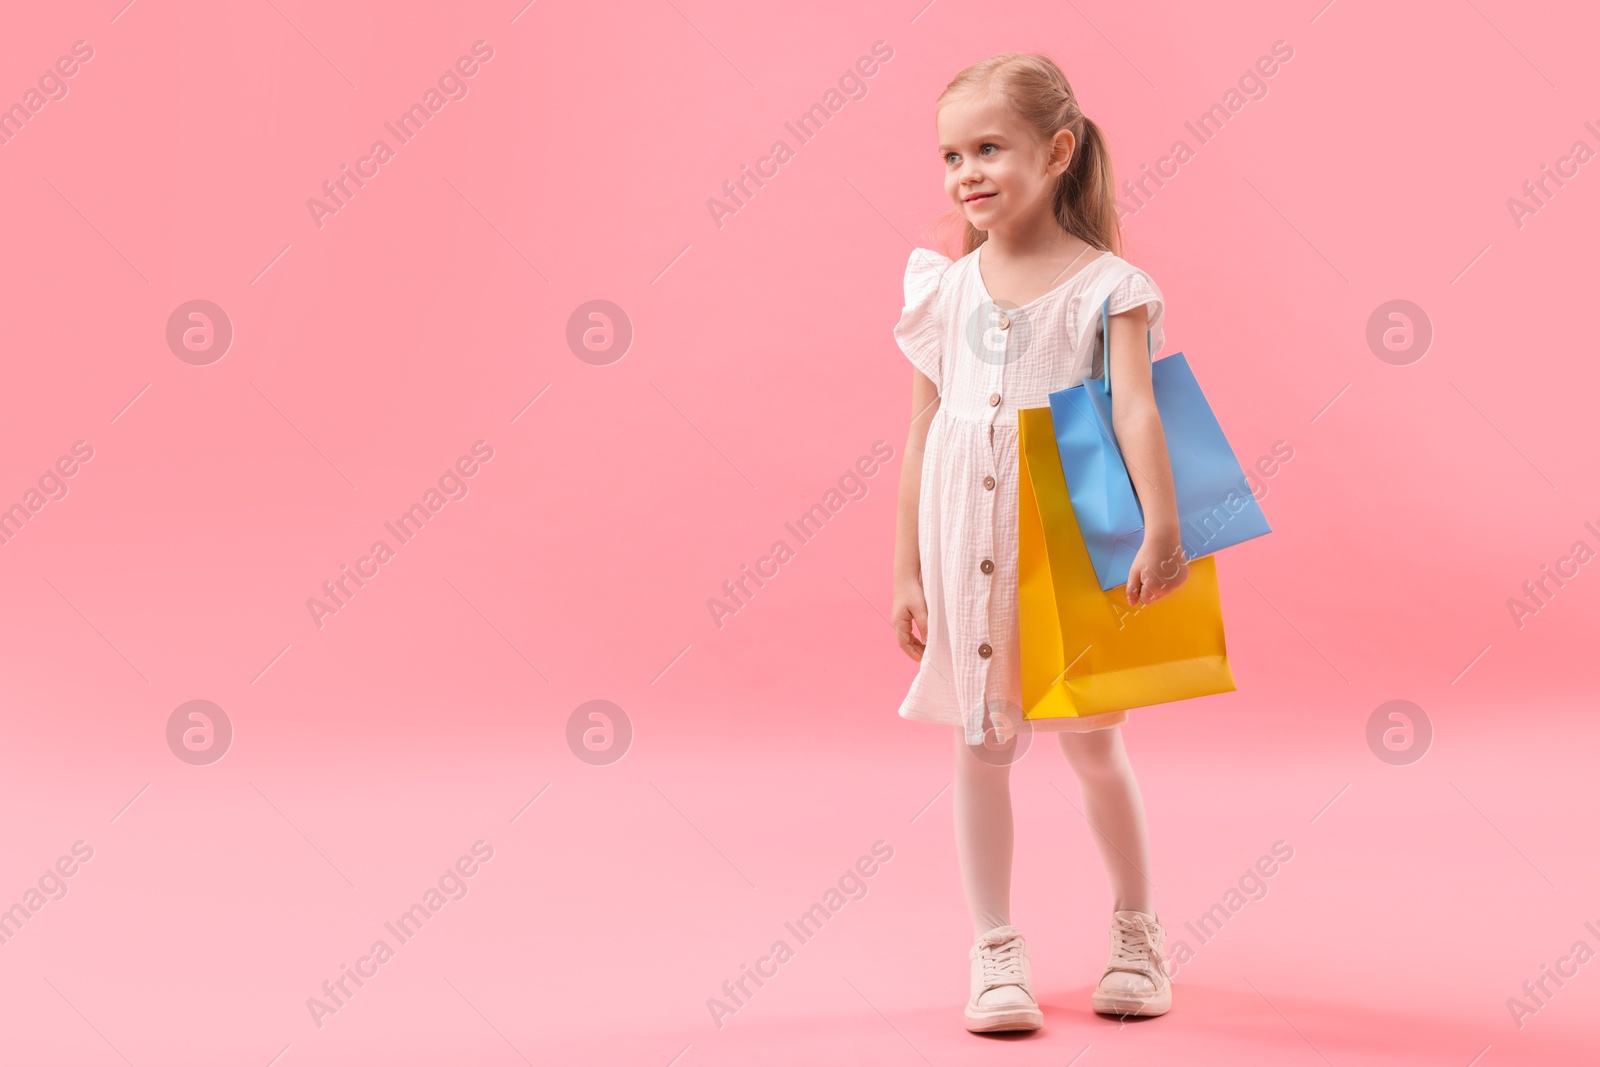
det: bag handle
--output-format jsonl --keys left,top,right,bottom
{"left": 1097, "top": 292, "right": 1154, "bottom": 399}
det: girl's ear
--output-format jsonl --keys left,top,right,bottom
{"left": 1051, "top": 128, "right": 1076, "bottom": 175}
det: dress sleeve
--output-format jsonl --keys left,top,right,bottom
{"left": 1106, "top": 268, "right": 1166, "bottom": 358}
{"left": 893, "top": 247, "right": 953, "bottom": 387}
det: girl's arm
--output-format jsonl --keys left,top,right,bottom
{"left": 1107, "top": 304, "right": 1188, "bottom": 605}
{"left": 891, "top": 368, "right": 940, "bottom": 659}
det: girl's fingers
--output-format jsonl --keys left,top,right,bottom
{"left": 909, "top": 609, "right": 928, "bottom": 659}
{"left": 1134, "top": 566, "right": 1161, "bottom": 605}
{"left": 894, "top": 609, "right": 927, "bottom": 659}
{"left": 1125, "top": 555, "right": 1191, "bottom": 607}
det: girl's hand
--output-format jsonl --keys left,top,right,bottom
{"left": 892, "top": 574, "right": 930, "bottom": 661}
{"left": 1126, "top": 531, "right": 1188, "bottom": 606}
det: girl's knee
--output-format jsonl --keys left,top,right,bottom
{"left": 954, "top": 727, "right": 1013, "bottom": 780}
{"left": 1057, "top": 726, "right": 1123, "bottom": 777}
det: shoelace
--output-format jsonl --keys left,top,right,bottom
{"left": 976, "top": 927, "right": 1028, "bottom": 992}
{"left": 1105, "top": 913, "right": 1169, "bottom": 982}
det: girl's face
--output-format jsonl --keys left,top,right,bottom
{"left": 937, "top": 92, "right": 1072, "bottom": 234}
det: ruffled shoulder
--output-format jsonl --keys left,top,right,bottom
{"left": 1105, "top": 262, "right": 1166, "bottom": 358}
{"left": 902, "top": 246, "right": 952, "bottom": 305}
{"left": 893, "top": 247, "right": 953, "bottom": 387}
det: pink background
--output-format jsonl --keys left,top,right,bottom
{"left": 2, "top": 0, "right": 1598, "bottom": 1063}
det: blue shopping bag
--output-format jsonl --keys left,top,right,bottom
{"left": 1047, "top": 293, "right": 1271, "bottom": 592}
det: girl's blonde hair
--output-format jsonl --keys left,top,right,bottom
{"left": 936, "top": 52, "right": 1122, "bottom": 259}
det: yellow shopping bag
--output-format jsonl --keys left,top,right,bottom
{"left": 1019, "top": 405, "right": 1236, "bottom": 721}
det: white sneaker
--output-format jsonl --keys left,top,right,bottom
{"left": 1090, "top": 910, "right": 1172, "bottom": 1017}
{"left": 964, "top": 924, "right": 1044, "bottom": 1032}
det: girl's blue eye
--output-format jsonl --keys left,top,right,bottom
{"left": 946, "top": 144, "right": 997, "bottom": 165}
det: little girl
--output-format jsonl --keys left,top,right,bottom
{"left": 890, "top": 53, "right": 1188, "bottom": 1033}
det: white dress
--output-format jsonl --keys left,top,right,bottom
{"left": 893, "top": 242, "right": 1167, "bottom": 746}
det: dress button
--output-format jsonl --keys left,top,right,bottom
{"left": 978, "top": 643, "right": 993, "bottom": 659}
{"left": 997, "top": 312, "right": 1011, "bottom": 330}
{"left": 980, "top": 559, "right": 994, "bottom": 574}
{"left": 983, "top": 475, "right": 995, "bottom": 490}
{"left": 988, "top": 392, "right": 1001, "bottom": 407}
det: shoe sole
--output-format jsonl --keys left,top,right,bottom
{"left": 964, "top": 1006, "right": 1043, "bottom": 1032}
{"left": 1090, "top": 989, "right": 1171, "bottom": 1017}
